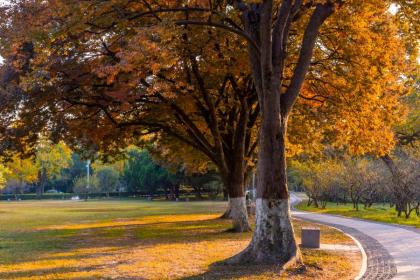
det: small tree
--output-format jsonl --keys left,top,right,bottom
{"left": 0, "top": 165, "right": 9, "bottom": 194}
{"left": 59, "top": 153, "right": 89, "bottom": 193}
{"left": 385, "top": 156, "right": 420, "bottom": 218}
{"left": 73, "top": 175, "right": 99, "bottom": 200}
{"left": 5, "top": 155, "right": 38, "bottom": 198}
{"left": 123, "top": 148, "right": 175, "bottom": 196}
{"left": 294, "top": 159, "right": 342, "bottom": 209}
{"left": 339, "top": 158, "right": 384, "bottom": 211}
{"left": 35, "top": 140, "right": 72, "bottom": 197}
{"left": 96, "top": 167, "right": 119, "bottom": 197}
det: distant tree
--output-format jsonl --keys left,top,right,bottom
{"left": 35, "top": 140, "right": 72, "bottom": 197}
{"left": 381, "top": 89, "right": 420, "bottom": 217}
{"left": 294, "top": 159, "right": 342, "bottom": 209}
{"left": 96, "top": 167, "right": 119, "bottom": 197}
{"left": 123, "top": 148, "right": 175, "bottom": 195}
{"left": 183, "top": 172, "right": 221, "bottom": 199}
{"left": 0, "top": 164, "right": 9, "bottom": 193}
{"left": 5, "top": 155, "right": 38, "bottom": 198}
{"left": 53, "top": 153, "right": 89, "bottom": 193}
{"left": 204, "top": 180, "right": 223, "bottom": 199}
{"left": 73, "top": 175, "right": 99, "bottom": 200}
{"left": 332, "top": 158, "right": 383, "bottom": 211}
{"left": 384, "top": 154, "right": 420, "bottom": 218}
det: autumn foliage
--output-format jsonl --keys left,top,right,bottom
{"left": 0, "top": 0, "right": 418, "bottom": 266}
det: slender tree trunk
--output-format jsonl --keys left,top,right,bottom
{"left": 36, "top": 169, "right": 42, "bottom": 198}
{"left": 36, "top": 167, "right": 47, "bottom": 198}
{"left": 174, "top": 185, "right": 179, "bottom": 199}
{"left": 165, "top": 186, "right": 169, "bottom": 200}
{"left": 307, "top": 196, "right": 312, "bottom": 206}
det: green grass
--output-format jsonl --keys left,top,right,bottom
{"left": 296, "top": 201, "right": 420, "bottom": 228}
{"left": 0, "top": 199, "right": 360, "bottom": 279}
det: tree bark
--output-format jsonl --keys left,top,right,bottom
{"left": 218, "top": 90, "right": 252, "bottom": 232}
{"left": 230, "top": 197, "right": 250, "bottom": 232}
{"left": 222, "top": 172, "right": 252, "bottom": 232}
{"left": 224, "top": 1, "right": 335, "bottom": 265}
{"left": 36, "top": 167, "right": 47, "bottom": 198}
{"left": 226, "top": 95, "right": 300, "bottom": 264}
{"left": 220, "top": 199, "right": 232, "bottom": 219}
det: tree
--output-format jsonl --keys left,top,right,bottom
{"left": 35, "top": 140, "right": 72, "bottom": 197}
{"left": 384, "top": 152, "right": 420, "bottom": 218}
{"left": 293, "top": 159, "right": 343, "bottom": 208}
{"left": 4, "top": 155, "right": 38, "bottom": 198}
{"left": 54, "top": 153, "right": 89, "bottom": 193}
{"left": 95, "top": 166, "right": 120, "bottom": 197}
{"left": 73, "top": 175, "right": 99, "bottom": 200}
{"left": 182, "top": 171, "right": 222, "bottom": 199}
{"left": 0, "top": 164, "right": 9, "bottom": 193}
{"left": 339, "top": 158, "right": 383, "bottom": 211}
{"left": 0, "top": 0, "right": 416, "bottom": 265}
{"left": 123, "top": 148, "right": 176, "bottom": 195}
{"left": 0, "top": 3, "right": 259, "bottom": 231}
{"left": 381, "top": 87, "right": 420, "bottom": 216}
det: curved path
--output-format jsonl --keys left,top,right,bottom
{"left": 290, "top": 194, "right": 420, "bottom": 280}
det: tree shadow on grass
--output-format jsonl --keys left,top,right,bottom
{"left": 0, "top": 216, "right": 359, "bottom": 280}
{"left": 181, "top": 262, "right": 287, "bottom": 280}
{"left": 0, "top": 217, "right": 249, "bottom": 263}
{"left": 0, "top": 217, "right": 253, "bottom": 279}
{"left": 0, "top": 263, "right": 125, "bottom": 279}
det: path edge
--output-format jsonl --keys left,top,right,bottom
{"left": 344, "top": 230, "right": 367, "bottom": 280}
{"left": 293, "top": 217, "right": 367, "bottom": 280}
{"left": 290, "top": 193, "right": 367, "bottom": 279}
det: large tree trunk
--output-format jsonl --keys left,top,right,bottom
{"left": 227, "top": 90, "right": 300, "bottom": 265}
{"left": 223, "top": 0, "right": 334, "bottom": 266}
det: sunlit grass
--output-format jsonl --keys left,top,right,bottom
{"left": 296, "top": 201, "right": 420, "bottom": 228}
{"left": 0, "top": 199, "right": 360, "bottom": 279}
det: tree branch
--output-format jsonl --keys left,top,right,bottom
{"left": 175, "top": 20, "right": 260, "bottom": 55}
{"left": 281, "top": 3, "right": 335, "bottom": 116}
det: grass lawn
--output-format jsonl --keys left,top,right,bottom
{"left": 0, "top": 199, "right": 360, "bottom": 279}
{"left": 296, "top": 201, "right": 420, "bottom": 228}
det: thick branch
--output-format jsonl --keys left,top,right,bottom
{"left": 175, "top": 20, "right": 261, "bottom": 55}
{"left": 272, "top": 0, "right": 292, "bottom": 76}
{"left": 281, "top": 3, "right": 335, "bottom": 116}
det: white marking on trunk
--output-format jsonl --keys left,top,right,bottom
{"left": 230, "top": 197, "right": 250, "bottom": 232}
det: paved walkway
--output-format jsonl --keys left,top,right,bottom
{"left": 290, "top": 194, "right": 420, "bottom": 280}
